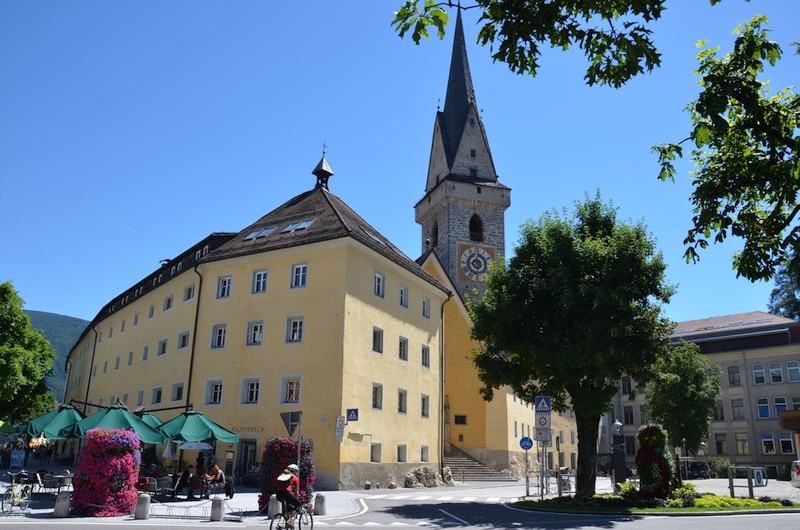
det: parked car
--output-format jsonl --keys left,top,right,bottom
{"left": 688, "top": 461, "right": 710, "bottom": 479}
{"left": 791, "top": 461, "right": 800, "bottom": 489}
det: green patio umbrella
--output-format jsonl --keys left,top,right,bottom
{"left": 71, "top": 402, "right": 167, "bottom": 445}
{"left": 14, "top": 403, "right": 86, "bottom": 439}
{"left": 0, "top": 420, "right": 15, "bottom": 434}
{"left": 136, "top": 412, "right": 165, "bottom": 430}
{"left": 158, "top": 409, "right": 239, "bottom": 444}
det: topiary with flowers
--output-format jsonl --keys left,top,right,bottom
{"left": 634, "top": 423, "right": 673, "bottom": 499}
{"left": 71, "top": 428, "right": 142, "bottom": 516}
{"left": 258, "top": 436, "right": 315, "bottom": 511}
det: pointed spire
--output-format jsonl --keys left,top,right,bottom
{"left": 442, "top": 9, "right": 476, "bottom": 157}
{"left": 313, "top": 144, "right": 334, "bottom": 190}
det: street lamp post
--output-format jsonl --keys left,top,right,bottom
{"left": 611, "top": 420, "right": 626, "bottom": 489}
{"left": 682, "top": 437, "right": 687, "bottom": 480}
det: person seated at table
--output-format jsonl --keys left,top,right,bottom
{"left": 203, "top": 464, "right": 225, "bottom": 497}
{"left": 175, "top": 465, "right": 194, "bottom": 496}
{"left": 234, "top": 463, "right": 247, "bottom": 485}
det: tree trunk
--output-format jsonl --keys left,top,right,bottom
{"left": 575, "top": 411, "right": 601, "bottom": 498}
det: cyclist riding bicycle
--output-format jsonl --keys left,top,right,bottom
{"left": 275, "top": 464, "right": 302, "bottom": 528}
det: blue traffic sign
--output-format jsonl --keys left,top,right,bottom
{"left": 520, "top": 436, "right": 533, "bottom": 450}
{"left": 346, "top": 408, "right": 359, "bottom": 422}
{"left": 535, "top": 396, "right": 551, "bottom": 413}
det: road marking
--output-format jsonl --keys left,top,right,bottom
{"left": 437, "top": 496, "right": 453, "bottom": 500}
{"left": 439, "top": 508, "right": 469, "bottom": 525}
{"left": 390, "top": 495, "right": 410, "bottom": 500}
{"left": 368, "top": 494, "right": 388, "bottom": 499}
{"left": 486, "top": 497, "right": 500, "bottom": 502}
{"left": 413, "top": 495, "right": 431, "bottom": 500}
{"left": 461, "top": 496, "right": 476, "bottom": 501}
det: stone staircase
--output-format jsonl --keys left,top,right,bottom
{"left": 443, "top": 451, "right": 517, "bottom": 482}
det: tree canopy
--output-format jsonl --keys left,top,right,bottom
{"left": 393, "top": 0, "right": 731, "bottom": 87}
{"left": 654, "top": 16, "right": 800, "bottom": 282}
{"left": 0, "top": 281, "right": 57, "bottom": 423}
{"left": 468, "top": 194, "right": 674, "bottom": 498}
{"left": 644, "top": 341, "right": 721, "bottom": 456}
{"left": 767, "top": 251, "right": 800, "bottom": 319}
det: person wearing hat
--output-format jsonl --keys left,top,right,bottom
{"left": 275, "top": 464, "right": 302, "bottom": 527}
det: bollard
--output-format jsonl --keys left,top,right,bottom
{"left": 268, "top": 494, "right": 281, "bottom": 517}
{"left": 210, "top": 496, "right": 224, "bottom": 521}
{"left": 313, "top": 493, "right": 326, "bottom": 515}
{"left": 134, "top": 493, "right": 150, "bottom": 520}
{"left": 53, "top": 491, "right": 71, "bottom": 518}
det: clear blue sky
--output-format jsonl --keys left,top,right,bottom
{"left": 2, "top": 1, "right": 798, "bottom": 324}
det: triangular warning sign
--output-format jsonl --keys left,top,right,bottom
{"left": 347, "top": 409, "right": 358, "bottom": 421}
{"left": 535, "top": 396, "right": 551, "bottom": 412}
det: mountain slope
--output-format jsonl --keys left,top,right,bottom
{"left": 25, "top": 310, "right": 89, "bottom": 401}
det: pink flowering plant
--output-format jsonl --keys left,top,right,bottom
{"left": 72, "top": 428, "right": 142, "bottom": 516}
{"left": 258, "top": 436, "right": 315, "bottom": 511}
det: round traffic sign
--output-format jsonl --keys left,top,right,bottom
{"left": 520, "top": 436, "right": 533, "bottom": 450}
{"left": 538, "top": 416, "right": 547, "bottom": 426}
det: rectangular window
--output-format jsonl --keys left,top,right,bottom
{"left": 372, "top": 383, "right": 383, "bottom": 410}
{"left": 422, "top": 296, "right": 431, "bottom": 318}
{"left": 120, "top": 319, "right": 126, "bottom": 333}
{"left": 136, "top": 390, "right": 144, "bottom": 407}
{"left": 114, "top": 356, "right": 120, "bottom": 370}
{"left": 133, "top": 312, "right": 139, "bottom": 326}
{"left": 152, "top": 387, "right": 163, "bottom": 404}
{"left": 712, "top": 401, "right": 725, "bottom": 421}
{"left": 109, "top": 326, "right": 113, "bottom": 338}
{"left": 103, "top": 361, "right": 108, "bottom": 374}
{"left": 149, "top": 304, "right": 155, "bottom": 318}
{"left": 399, "top": 284, "right": 409, "bottom": 308}
{"left": 142, "top": 345, "right": 149, "bottom": 361}
{"left": 621, "top": 376, "right": 632, "bottom": 395}
{"left": 793, "top": 396, "right": 800, "bottom": 410}
{"left": 397, "top": 444, "right": 407, "bottom": 463}
{"left": 731, "top": 398, "right": 745, "bottom": 420}
{"left": 247, "top": 321, "right": 264, "bottom": 345}
{"left": 242, "top": 379, "right": 260, "bottom": 404}
{"left": 571, "top": 431, "right": 576, "bottom": 444}
{"left": 253, "top": 270, "right": 268, "bottom": 294}
{"left": 761, "top": 432, "right": 776, "bottom": 454}
{"left": 171, "top": 383, "right": 184, "bottom": 402}
{"left": 757, "top": 397, "right": 770, "bottom": 419}
{"left": 421, "top": 445, "right": 429, "bottom": 462}
{"left": 217, "top": 276, "right": 232, "bottom": 299}
{"left": 372, "top": 327, "right": 384, "bottom": 354}
{"left": 370, "top": 443, "right": 381, "bottom": 463}
{"left": 625, "top": 435, "right": 636, "bottom": 456}
{"left": 421, "top": 394, "right": 430, "bottom": 418}
{"left": 779, "top": 432, "right": 794, "bottom": 454}
{"left": 770, "top": 362, "right": 784, "bottom": 383}
{"left": 283, "top": 377, "right": 301, "bottom": 403}
{"left": 753, "top": 364, "right": 766, "bottom": 384}
{"left": 623, "top": 405, "right": 634, "bottom": 425}
{"left": 728, "top": 365, "right": 741, "bottom": 386}
{"left": 398, "top": 337, "right": 408, "bottom": 361}
{"left": 211, "top": 324, "right": 227, "bottom": 349}
{"left": 715, "top": 433, "right": 728, "bottom": 455}
{"left": 127, "top": 351, "right": 133, "bottom": 366}
{"left": 640, "top": 405, "right": 650, "bottom": 424}
{"left": 178, "top": 331, "right": 190, "bottom": 350}
{"left": 454, "top": 415, "right": 467, "bottom": 425}
{"left": 421, "top": 345, "right": 430, "bottom": 368}
{"left": 158, "top": 339, "right": 167, "bottom": 356}
{"left": 286, "top": 317, "right": 303, "bottom": 342}
{"left": 184, "top": 284, "right": 195, "bottom": 301}
{"left": 398, "top": 389, "right": 407, "bottom": 414}
{"left": 163, "top": 294, "right": 173, "bottom": 312}
{"left": 374, "top": 272, "right": 385, "bottom": 298}
{"left": 774, "top": 396, "right": 788, "bottom": 416}
{"left": 291, "top": 264, "right": 307, "bottom": 288}
{"left": 788, "top": 361, "right": 800, "bottom": 382}
{"left": 98, "top": 331, "right": 102, "bottom": 343}
{"left": 735, "top": 432, "right": 749, "bottom": 455}
{"left": 207, "top": 381, "right": 223, "bottom": 405}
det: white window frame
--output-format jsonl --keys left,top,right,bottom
{"left": 422, "top": 296, "right": 431, "bottom": 318}
{"left": 779, "top": 432, "right": 794, "bottom": 454}
{"left": 127, "top": 351, "right": 133, "bottom": 366}
{"left": 133, "top": 312, "right": 139, "bottom": 326}
{"left": 291, "top": 263, "right": 308, "bottom": 289}
{"left": 281, "top": 376, "right": 301, "bottom": 404}
{"left": 136, "top": 390, "right": 144, "bottom": 407}
{"left": 753, "top": 364, "right": 766, "bottom": 384}
{"left": 398, "top": 388, "right": 408, "bottom": 414}
{"left": 398, "top": 336, "right": 408, "bottom": 361}
{"left": 421, "top": 345, "right": 430, "bottom": 368}
{"left": 211, "top": 324, "right": 227, "bottom": 349}
{"left": 775, "top": 396, "right": 788, "bottom": 416}
{"left": 152, "top": 386, "right": 163, "bottom": 404}
{"left": 217, "top": 275, "right": 232, "bottom": 299}
{"left": 399, "top": 283, "right": 409, "bottom": 308}
{"left": 114, "top": 356, "right": 120, "bottom": 370}
{"left": 171, "top": 382, "right": 184, "bottom": 402}
{"left": 206, "top": 380, "right": 223, "bottom": 405}
{"left": 421, "top": 394, "right": 430, "bottom": 418}
{"left": 247, "top": 320, "right": 264, "bottom": 346}
{"left": 286, "top": 316, "right": 304, "bottom": 343}
{"left": 374, "top": 271, "right": 385, "bottom": 298}
{"left": 253, "top": 269, "right": 269, "bottom": 294}
{"left": 769, "top": 362, "right": 784, "bottom": 383}
{"left": 163, "top": 294, "right": 173, "bottom": 312}
{"left": 761, "top": 432, "right": 776, "bottom": 454}
{"left": 241, "top": 377, "right": 260, "bottom": 404}
{"left": 184, "top": 284, "right": 195, "bottom": 302}
{"left": 757, "top": 397, "right": 770, "bottom": 419}
{"left": 103, "top": 360, "right": 108, "bottom": 374}
{"left": 372, "top": 327, "right": 384, "bottom": 354}
{"left": 787, "top": 360, "right": 800, "bottom": 382}
{"left": 109, "top": 326, "right": 113, "bottom": 338}
{"left": 372, "top": 383, "right": 383, "bottom": 410}
{"left": 178, "top": 331, "right": 190, "bottom": 350}
{"left": 142, "top": 345, "right": 149, "bottom": 361}
{"left": 120, "top": 319, "right": 126, "bottom": 333}
{"left": 157, "top": 339, "right": 168, "bottom": 356}
{"left": 148, "top": 304, "right": 155, "bottom": 318}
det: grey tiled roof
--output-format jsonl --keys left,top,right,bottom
{"left": 203, "top": 186, "right": 450, "bottom": 294}
{"left": 671, "top": 311, "right": 798, "bottom": 341}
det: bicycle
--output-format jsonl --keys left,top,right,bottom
{"left": 2, "top": 471, "right": 32, "bottom": 514}
{"left": 270, "top": 500, "right": 313, "bottom": 530}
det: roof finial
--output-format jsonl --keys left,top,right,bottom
{"left": 312, "top": 141, "right": 334, "bottom": 190}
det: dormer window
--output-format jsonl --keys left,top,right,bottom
{"left": 469, "top": 168, "right": 477, "bottom": 178}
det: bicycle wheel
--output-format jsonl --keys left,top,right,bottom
{"left": 299, "top": 508, "right": 313, "bottom": 530}
{"left": 1, "top": 489, "right": 12, "bottom": 514}
{"left": 19, "top": 486, "right": 31, "bottom": 513}
{"left": 270, "top": 513, "right": 285, "bottom": 530}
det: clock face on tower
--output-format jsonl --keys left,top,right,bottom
{"left": 458, "top": 243, "right": 495, "bottom": 283}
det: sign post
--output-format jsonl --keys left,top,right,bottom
{"left": 534, "top": 396, "right": 551, "bottom": 499}
{"left": 280, "top": 411, "right": 303, "bottom": 466}
{"left": 520, "top": 436, "right": 533, "bottom": 497}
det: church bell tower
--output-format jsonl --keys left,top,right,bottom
{"left": 415, "top": 9, "right": 511, "bottom": 300}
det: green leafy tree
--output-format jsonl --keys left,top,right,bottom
{"left": 393, "top": 1, "right": 732, "bottom": 87}
{"left": 0, "top": 281, "right": 57, "bottom": 423}
{"left": 654, "top": 16, "right": 800, "bottom": 282}
{"left": 468, "top": 194, "right": 674, "bottom": 498}
{"left": 644, "top": 341, "right": 721, "bottom": 459}
{"left": 767, "top": 252, "right": 800, "bottom": 319}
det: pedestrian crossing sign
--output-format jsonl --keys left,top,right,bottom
{"left": 535, "top": 396, "right": 551, "bottom": 413}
